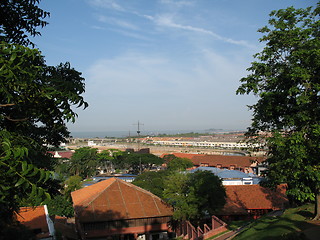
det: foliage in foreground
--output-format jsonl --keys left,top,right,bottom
{"left": 0, "top": 0, "right": 87, "bottom": 232}
{"left": 237, "top": 3, "right": 320, "bottom": 218}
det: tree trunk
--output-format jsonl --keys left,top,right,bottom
{"left": 313, "top": 190, "right": 320, "bottom": 220}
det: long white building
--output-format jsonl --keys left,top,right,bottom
{"left": 152, "top": 140, "right": 260, "bottom": 149}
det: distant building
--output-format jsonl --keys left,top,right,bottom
{"left": 189, "top": 166, "right": 264, "bottom": 185}
{"left": 219, "top": 184, "right": 288, "bottom": 221}
{"left": 48, "top": 150, "right": 74, "bottom": 159}
{"left": 152, "top": 139, "right": 261, "bottom": 150}
{"left": 83, "top": 174, "right": 138, "bottom": 187}
{"left": 162, "top": 153, "right": 265, "bottom": 175}
{"left": 88, "top": 140, "right": 96, "bottom": 146}
{"left": 71, "top": 178, "right": 173, "bottom": 240}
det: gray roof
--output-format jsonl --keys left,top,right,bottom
{"left": 189, "top": 166, "right": 253, "bottom": 179}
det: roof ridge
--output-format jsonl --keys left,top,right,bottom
{"left": 76, "top": 177, "right": 117, "bottom": 207}
{"left": 118, "top": 178, "right": 168, "bottom": 204}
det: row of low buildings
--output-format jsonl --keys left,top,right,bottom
{"left": 50, "top": 150, "right": 268, "bottom": 185}
{"left": 151, "top": 139, "right": 260, "bottom": 149}
{"left": 17, "top": 178, "right": 287, "bottom": 240}
{"left": 14, "top": 150, "right": 282, "bottom": 239}
{"left": 161, "top": 152, "right": 267, "bottom": 175}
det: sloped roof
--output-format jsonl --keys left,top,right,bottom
{"left": 71, "top": 178, "right": 173, "bottom": 223}
{"left": 191, "top": 155, "right": 263, "bottom": 167}
{"left": 16, "top": 206, "right": 49, "bottom": 235}
{"left": 221, "top": 184, "right": 288, "bottom": 215}
{"left": 190, "top": 166, "right": 253, "bottom": 179}
{"left": 217, "top": 169, "right": 252, "bottom": 179}
{"left": 162, "top": 153, "right": 265, "bottom": 168}
{"left": 48, "top": 151, "right": 74, "bottom": 159}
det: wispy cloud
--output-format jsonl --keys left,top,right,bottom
{"left": 91, "top": 25, "right": 106, "bottom": 30}
{"left": 153, "top": 15, "right": 253, "bottom": 48}
{"left": 87, "top": 0, "right": 124, "bottom": 11}
{"left": 160, "top": 0, "right": 195, "bottom": 8}
{"left": 88, "top": 0, "right": 253, "bottom": 48}
{"left": 112, "top": 29, "right": 151, "bottom": 41}
{"left": 96, "top": 14, "right": 139, "bottom": 30}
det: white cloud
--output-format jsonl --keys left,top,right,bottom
{"left": 153, "top": 15, "right": 254, "bottom": 48}
{"left": 87, "top": 0, "right": 124, "bottom": 11}
{"left": 87, "top": 0, "right": 253, "bottom": 49}
{"left": 96, "top": 15, "right": 139, "bottom": 30}
{"left": 91, "top": 25, "right": 106, "bottom": 30}
{"left": 160, "top": 0, "right": 195, "bottom": 7}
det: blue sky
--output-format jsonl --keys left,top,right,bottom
{"left": 35, "top": 0, "right": 316, "bottom": 133}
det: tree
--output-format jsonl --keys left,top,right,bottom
{"left": 0, "top": 43, "right": 87, "bottom": 222}
{"left": 97, "top": 149, "right": 123, "bottom": 173}
{"left": 47, "top": 195, "right": 74, "bottom": 218}
{"left": 237, "top": 4, "right": 320, "bottom": 219}
{"left": 166, "top": 157, "right": 193, "bottom": 171}
{"left": 119, "top": 153, "right": 164, "bottom": 174}
{"left": 0, "top": 0, "right": 87, "bottom": 229}
{"left": 69, "top": 147, "right": 98, "bottom": 178}
{"left": 0, "top": 0, "right": 49, "bottom": 46}
{"left": 63, "top": 175, "right": 82, "bottom": 202}
{"left": 163, "top": 171, "right": 226, "bottom": 223}
{"left": 132, "top": 170, "right": 170, "bottom": 198}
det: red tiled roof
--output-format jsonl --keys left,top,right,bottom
{"left": 162, "top": 153, "right": 264, "bottom": 168}
{"left": 48, "top": 151, "right": 74, "bottom": 159}
{"left": 71, "top": 178, "right": 173, "bottom": 222}
{"left": 221, "top": 184, "right": 288, "bottom": 215}
{"left": 16, "top": 206, "right": 48, "bottom": 231}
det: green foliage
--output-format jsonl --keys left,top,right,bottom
{"left": 163, "top": 172, "right": 193, "bottom": 221}
{"left": 163, "top": 171, "right": 226, "bottom": 222}
{"left": 0, "top": 0, "right": 87, "bottom": 229}
{"left": 0, "top": 130, "right": 52, "bottom": 223}
{"left": 237, "top": 3, "right": 320, "bottom": 216}
{"left": 97, "top": 149, "right": 123, "bottom": 173}
{"left": 63, "top": 175, "right": 82, "bottom": 202}
{"left": 0, "top": 42, "right": 87, "bottom": 146}
{"left": 0, "top": 0, "right": 49, "bottom": 47}
{"left": 47, "top": 195, "right": 74, "bottom": 218}
{"left": 119, "top": 153, "right": 164, "bottom": 174}
{"left": 132, "top": 171, "right": 170, "bottom": 198}
{"left": 54, "top": 162, "right": 71, "bottom": 180}
{"left": 69, "top": 147, "right": 98, "bottom": 178}
{"left": 188, "top": 171, "right": 226, "bottom": 218}
{"left": 167, "top": 157, "right": 193, "bottom": 171}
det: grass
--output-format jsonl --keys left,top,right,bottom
{"left": 227, "top": 219, "right": 253, "bottom": 230}
{"left": 233, "top": 204, "right": 317, "bottom": 240}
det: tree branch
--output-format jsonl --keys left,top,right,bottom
{"left": 4, "top": 116, "right": 28, "bottom": 122}
{"left": 0, "top": 103, "right": 15, "bottom": 107}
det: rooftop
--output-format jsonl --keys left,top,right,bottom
{"left": 71, "top": 178, "right": 173, "bottom": 222}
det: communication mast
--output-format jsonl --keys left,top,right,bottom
{"left": 133, "top": 121, "right": 144, "bottom": 174}
{"left": 133, "top": 121, "right": 144, "bottom": 150}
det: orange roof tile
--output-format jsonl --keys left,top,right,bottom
{"left": 16, "top": 206, "right": 48, "bottom": 231}
{"left": 71, "top": 178, "right": 173, "bottom": 222}
{"left": 221, "top": 184, "right": 288, "bottom": 215}
{"left": 162, "top": 153, "right": 265, "bottom": 168}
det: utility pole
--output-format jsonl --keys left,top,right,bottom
{"left": 133, "top": 121, "right": 144, "bottom": 150}
{"left": 133, "top": 121, "right": 144, "bottom": 174}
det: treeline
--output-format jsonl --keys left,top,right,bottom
{"left": 132, "top": 154, "right": 226, "bottom": 224}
